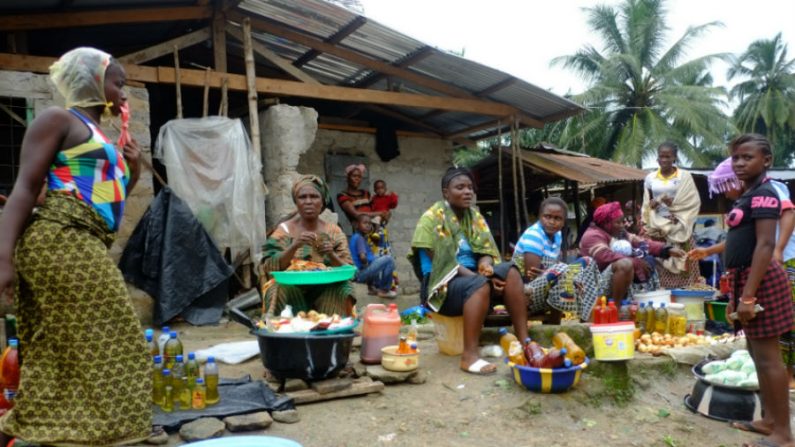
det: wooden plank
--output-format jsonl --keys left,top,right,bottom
{"left": 226, "top": 24, "right": 319, "bottom": 85}
{"left": 0, "top": 6, "right": 213, "bottom": 31}
{"left": 119, "top": 27, "right": 211, "bottom": 65}
{"left": 0, "top": 54, "right": 517, "bottom": 116}
{"left": 212, "top": 9, "right": 227, "bottom": 72}
{"left": 287, "top": 377, "right": 384, "bottom": 404}
{"left": 446, "top": 119, "right": 506, "bottom": 139}
{"left": 242, "top": 18, "right": 261, "bottom": 152}
{"left": 294, "top": 16, "right": 367, "bottom": 68}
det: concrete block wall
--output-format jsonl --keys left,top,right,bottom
{"left": 298, "top": 129, "right": 454, "bottom": 292}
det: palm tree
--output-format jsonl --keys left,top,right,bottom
{"left": 553, "top": 0, "right": 730, "bottom": 167}
{"left": 728, "top": 33, "right": 795, "bottom": 166}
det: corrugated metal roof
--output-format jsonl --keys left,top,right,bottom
{"left": 237, "top": 0, "right": 583, "bottom": 137}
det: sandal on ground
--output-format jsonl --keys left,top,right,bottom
{"left": 731, "top": 420, "right": 773, "bottom": 436}
{"left": 461, "top": 358, "right": 497, "bottom": 375}
{"left": 742, "top": 438, "right": 793, "bottom": 447}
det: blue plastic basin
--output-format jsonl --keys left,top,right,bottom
{"left": 186, "top": 435, "right": 303, "bottom": 447}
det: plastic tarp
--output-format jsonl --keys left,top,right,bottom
{"left": 153, "top": 376, "right": 295, "bottom": 432}
{"left": 155, "top": 117, "right": 267, "bottom": 261}
{"left": 119, "top": 188, "right": 234, "bottom": 326}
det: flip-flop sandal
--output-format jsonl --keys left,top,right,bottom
{"left": 462, "top": 358, "right": 497, "bottom": 375}
{"left": 731, "top": 420, "right": 773, "bottom": 435}
{"left": 742, "top": 438, "right": 786, "bottom": 447}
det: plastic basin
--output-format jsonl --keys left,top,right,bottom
{"left": 186, "top": 436, "right": 303, "bottom": 447}
{"left": 271, "top": 265, "right": 357, "bottom": 286}
{"left": 252, "top": 330, "right": 354, "bottom": 381}
{"left": 634, "top": 290, "right": 671, "bottom": 308}
{"left": 684, "top": 360, "right": 761, "bottom": 422}
{"left": 705, "top": 301, "right": 729, "bottom": 323}
{"left": 508, "top": 358, "right": 589, "bottom": 393}
{"left": 671, "top": 289, "right": 714, "bottom": 320}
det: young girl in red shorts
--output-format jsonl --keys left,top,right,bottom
{"left": 724, "top": 134, "right": 793, "bottom": 447}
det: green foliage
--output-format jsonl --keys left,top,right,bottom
{"left": 452, "top": 145, "right": 491, "bottom": 167}
{"left": 553, "top": 0, "right": 731, "bottom": 166}
{"left": 728, "top": 33, "right": 795, "bottom": 166}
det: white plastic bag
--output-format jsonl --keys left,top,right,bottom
{"left": 195, "top": 340, "right": 261, "bottom": 365}
{"left": 155, "top": 117, "right": 267, "bottom": 261}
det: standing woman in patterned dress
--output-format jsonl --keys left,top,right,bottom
{"left": 0, "top": 48, "right": 151, "bottom": 446}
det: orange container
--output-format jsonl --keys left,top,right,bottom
{"left": 360, "top": 303, "right": 401, "bottom": 364}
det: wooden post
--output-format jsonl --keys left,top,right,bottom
{"left": 173, "top": 46, "right": 183, "bottom": 119}
{"left": 242, "top": 18, "right": 261, "bottom": 152}
{"left": 497, "top": 123, "right": 505, "bottom": 255}
{"left": 515, "top": 117, "right": 529, "bottom": 228}
{"left": 203, "top": 67, "right": 210, "bottom": 117}
{"left": 574, "top": 181, "right": 582, "bottom": 241}
{"left": 212, "top": 8, "right": 227, "bottom": 72}
{"left": 510, "top": 121, "right": 520, "bottom": 241}
{"left": 219, "top": 77, "right": 229, "bottom": 117}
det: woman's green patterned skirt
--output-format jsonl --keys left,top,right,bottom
{"left": 0, "top": 192, "right": 151, "bottom": 446}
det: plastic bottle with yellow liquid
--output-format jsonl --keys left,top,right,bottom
{"left": 498, "top": 328, "right": 518, "bottom": 358}
{"left": 152, "top": 355, "right": 164, "bottom": 406}
{"left": 654, "top": 303, "right": 668, "bottom": 334}
{"left": 161, "top": 369, "right": 173, "bottom": 412}
{"left": 507, "top": 340, "right": 527, "bottom": 366}
{"left": 192, "top": 377, "right": 207, "bottom": 410}
{"left": 645, "top": 301, "right": 656, "bottom": 333}
{"left": 204, "top": 356, "right": 220, "bottom": 405}
{"left": 185, "top": 352, "right": 200, "bottom": 388}
{"left": 179, "top": 376, "right": 192, "bottom": 409}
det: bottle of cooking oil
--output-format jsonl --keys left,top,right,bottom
{"left": 204, "top": 356, "right": 219, "bottom": 405}
{"left": 179, "top": 376, "right": 192, "bottom": 409}
{"left": 163, "top": 331, "right": 183, "bottom": 369}
{"left": 655, "top": 303, "right": 668, "bottom": 334}
{"left": 145, "top": 329, "right": 159, "bottom": 359}
{"left": 498, "top": 327, "right": 519, "bottom": 357}
{"left": 645, "top": 301, "right": 656, "bottom": 333}
{"left": 192, "top": 377, "right": 207, "bottom": 410}
{"left": 667, "top": 303, "right": 687, "bottom": 336}
{"left": 152, "top": 355, "right": 164, "bottom": 406}
{"left": 185, "top": 352, "right": 200, "bottom": 388}
{"left": 161, "top": 369, "right": 173, "bottom": 412}
{"left": 635, "top": 303, "right": 647, "bottom": 333}
{"left": 171, "top": 355, "right": 186, "bottom": 407}
{"left": 407, "top": 319, "right": 418, "bottom": 344}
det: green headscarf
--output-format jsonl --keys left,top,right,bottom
{"left": 409, "top": 201, "right": 500, "bottom": 311}
{"left": 292, "top": 175, "right": 332, "bottom": 211}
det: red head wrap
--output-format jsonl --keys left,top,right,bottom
{"left": 593, "top": 201, "right": 624, "bottom": 228}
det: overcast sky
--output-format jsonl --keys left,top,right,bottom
{"left": 358, "top": 0, "right": 794, "bottom": 97}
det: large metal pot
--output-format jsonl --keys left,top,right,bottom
{"left": 229, "top": 307, "right": 355, "bottom": 381}
{"left": 684, "top": 359, "right": 762, "bottom": 422}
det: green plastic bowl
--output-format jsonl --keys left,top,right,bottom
{"left": 271, "top": 264, "right": 357, "bottom": 286}
{"left": 705, "top": 301, "right": 728, "bottom": 323}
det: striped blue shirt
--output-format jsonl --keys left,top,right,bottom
{"left": 514, "top": 221, "right": 561, "bottom": 260}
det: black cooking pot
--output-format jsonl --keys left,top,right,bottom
{"left": 229, "top": 307, "right": 355, "bottom": 381}
{"left": 684, "top": 359, "right": 762, "bottom": 422}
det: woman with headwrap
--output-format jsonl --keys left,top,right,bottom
{"left": 641, "top": 142, "right": 702, "bottom": 288}
{"left": 337, "top": 163, "right": 384, "bottom": 227}
{"left": 0, "top": 48, "right": 151, "bottom": 445}
{"left": 409, "top": 167, "right": 528, "bottom": 375}
{"left": 580, "top": 202, "right": 685, "bottom": 302}
{"left": 261, "top": 175, "right": 355, "bottom": 316}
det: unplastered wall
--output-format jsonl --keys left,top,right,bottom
{"left": 0, "top": 70, "right": 155, "bottom": 324}
{"left": 298, "top": 128, "right": 454, "bottom": 292}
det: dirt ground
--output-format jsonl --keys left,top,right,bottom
{"left": 149, "top": 297, "right": 782, "bottom": 447}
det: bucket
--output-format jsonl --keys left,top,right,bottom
{"left": 591, "top": 322, "right": 635, "bottom": 361}
{"left": 705, "top": 301, "right": 729, "bottom": 323}
{"left": 671, "top": 289, "right": 713, "bottom": 320}
{"left": 429, "top": 312, "right": 463, "bottom": 356}
{"left": 360, "top": 304, "right": 401, "bottom": 364}
{"left": 634, "top": 290, "right": 671, "bottom": 309}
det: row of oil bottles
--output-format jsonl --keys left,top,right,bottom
{"left": 145, "top": 327, "right": 219, "bottom": 412}
{"left": 592, "top": 297, "right": 688, "bottom": 336}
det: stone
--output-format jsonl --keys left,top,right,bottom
{"left": 223, "top": 412, "right": 273, "bottom": 432}
{"left": 179, "top": 417, "right": 225, "bottom": 442}
{"left": 272, "top": 409, "right": 301, "bottom": 424}
{"left": 283, "top": 378, "right": 309, "bottom": 392}
{"left": 353, "top": 362, "right": 368, "bottom": 378}
{"left": 365, "top": 364, "right": 418, "bottom": 384}
{"left": 407, "top": 369, "right": 428, "bottom": 385}
{"left": 145, "top": 430, "right": 169, "bottom": 445}
{"left": 311, "top": 377, "right": 353, "bottom": 394}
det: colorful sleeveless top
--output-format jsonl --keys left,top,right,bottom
{"left": 47, "top": 109, "right": 129, "bottom": 232}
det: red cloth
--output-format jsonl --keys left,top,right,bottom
{"left": 593, "top": 201, "right": 623, "bottom": 228}
{"left": 370, "top": 192, "right": 399, "bottom": 212}
{"left": 579, "top": 223, "right": 665, "bottom": 275}
{"left": 729, "top": 262, "right": 793, "bottom": 339}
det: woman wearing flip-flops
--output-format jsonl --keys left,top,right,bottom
{"left": 408, "top": 167, "right": 528, "bottom": 375}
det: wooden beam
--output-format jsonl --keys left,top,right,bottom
{"left": 226, "top": 24, "right": 319, "bottom": 85}
{"left": 213, "top": 9, "right": 228, "bottom": 72}
{"left": 119, "top": 27, "right": 211, "bottom": 65}
{"left": 0, "top": 6, "right": 213, "bottom": 31}
{"left": 293, "top": 16, "right": 367, "bottom": 68}
{"left": 0, "top": 53, "right": 517, "bottom": 116}
{"left": 351, "top": 46, "right": 435, "bottom": 88}
{"left": 445, "top": 119, "right": 507, "bottom": 139}
{"left": 233, "top": 11, "right": 480, "bottom": 100}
